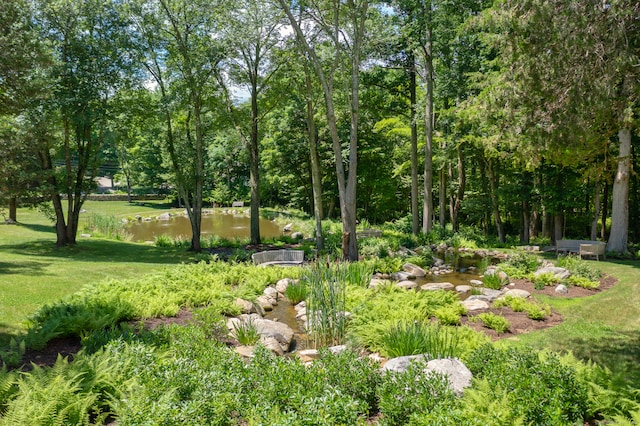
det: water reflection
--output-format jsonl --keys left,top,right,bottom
{"left": 126, "top": 211, "right": 283, "bottom": 242}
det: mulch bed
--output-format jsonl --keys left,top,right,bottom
{"left": 14, "top": 273, "right": 618, "bottom": 369}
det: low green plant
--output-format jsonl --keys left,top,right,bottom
{"left": 483, "top": 272, "right": 505, "bottom": 290}
{"left": 233, "top": 320, "right": 260, "bottom": 346}
{"left": 494, "top": 296, "right": 550, "bottom": 320}
{"left": 284, "top": 280, "right": 308, "bottom": 304}
{"left": 531, "top": 272, "right": 558, "bottom": 289}
{"left": 504, "top": 251, "right": 540, "bottom": 275}
{"left": 378, "top": 321, "right": 459, "bottom": 358}
{"left": 434, "top": 304, "right": 465, "bottom": 326}
{"left": 557, "top": 254, "right": 602, "bottom": 281}
{"left": 567, "top": 275, "right": 600, "bottom": 289}
{"left": 0, "top": 338, "right": 26, "bottom": 368}
{"left": 474, "top": 312, "right": 510, "bottom": 334}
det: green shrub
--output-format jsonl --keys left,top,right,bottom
{"left": 378, "top": 321, "right": 459, "bottom": 358}
{"left": 377, "top": 360, "right": 457, "bottom": 425}
{"left": 483, "top": 272, "right": 505, "bottom": 290}
{"left": 567, "top": 276, "right": 600, "bottom": 289}
{"left": 531, "top": 272, "right": 558, "bottom": 289}
{"left": 504, "top": 251, "right": 540, "bottom": 274}
{"left": 493, "top": 296, "right": 550, "bottom": 321}
{"left": 466, "top": 345, "right": 590, "bottom": 425}
{"left": 473, "top": 312, "right": 510, "bottom": 334}
{"left": 284, "top": 280, "right": 308, "bottom": 304}
{"left": 557, "top": 254, "right": 602, "bottom": 281}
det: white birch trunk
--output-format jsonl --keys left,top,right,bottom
{"left": 607, "top": 128, "right": 631, "bottom": 253}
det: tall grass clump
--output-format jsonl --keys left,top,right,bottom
{"left": 85, "top": 213, "right": 132, "bottom": 241}
{"left": 284, "top": 281, "right": 308, "bottom": 304}
{"left": 302, "top": 262, "right": 348, "bottom": 347}
{"left": 379, "top": 321, "right": 459, "bottom": 358}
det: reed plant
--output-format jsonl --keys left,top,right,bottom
{"left": 85, "top": 213, "right": 132, "bottom": 241}
{"left": 284, "top": 281, "right": 308, "bottom": 304}
{"left": 233, "top": 320, "right": 260, "bottom": 346}
{"left": 302, "top": 262, "right": 348, "bottom": 347}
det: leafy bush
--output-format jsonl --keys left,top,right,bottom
{"left": 504, "top": 251, "right": 540, "bottom": 275}
{"left": 531, "top": 272, "right": 559, "bottom": 289}
{"left": 556, "top": 254, "right": 602, "bottom": 281}
{"left": 378, "top": 321, "right": 459, "bottom": 358}
{"left": 483, "top": 272, "right": 505, "bottom": 290}
{"left": 434, "top": 304, "right": 465, "bottom": 326}
{"left": 473, "top": 313, "right": 510, "bottom": 334}
{"left": 377, "top": 360, "right": 457, "bottom": 425}
{"left": 493, "top": 296, "right": 550, "bottom": 320}
{"left": 466, "top": 345, "right": 590, "bottom": 425}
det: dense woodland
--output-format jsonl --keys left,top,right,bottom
{"left": 0, "top": 0, "right": 638, "bottom": 257}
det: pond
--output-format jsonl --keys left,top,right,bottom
{"left": 126, "top": 210, "right": 284, "bottom": 242}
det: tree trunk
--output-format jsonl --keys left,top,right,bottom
{"left": 8, "top": 196, "right": 17, "bottom": 222}
{"left": 591, "top": 180, "right": 601, "bottom": 241}
{"left": 249, "top": 79, "right": 261, "bottom": 246}
{"left": 486, "top": 156, "right": 504, "bottom": 243}
{"left": 450, "top": 142, "right": 465, "bottom": 231}
{"left": 553, "top": 213, "right": 563, "bottom": 244}
{"left": 607, "top": 128, "right": 631, "bottom": 253}
{"left": 422, "top": 22, "right": 434, "bottom": 233}
{"left": 521, "top": 200, "right": 530, "bottom": 244}
{"left": 439, "top": 168, "right": 446, "bottom": 227}
{"left": 305, "top": 68, "right": 324, "bottom": 250}
{"left": 409, "top": 55, "right": 420, "bottom": 235}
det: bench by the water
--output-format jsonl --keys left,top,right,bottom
{"left": 356, "top": 229, "right": 382, "bottom": 239}
{"left": 556, "top": 239, "right": 606, "bottom": 260}
{"left": 231, "top": 201, "right": 244, "bottom": 207}
{"left": 252, "top": 249, "right": 304, "bottom": 267}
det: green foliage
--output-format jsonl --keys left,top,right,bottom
{"left": 473, "top": 313, "right": 510, "bottom": 334}
{"left": 482, "top": 272, "right": 504, "bottom": 290}
{"left": 556, "top": 254, "right": 602, "bottom": 281}
{"left": 284, "top": 280, "right": 308, "bottom": 304}
{"left": 232, "top": 319, "right": 260, "bottom": 346}
{"left": 434, "top": 304, "right": 465, "bottom": 326}
{"left": 531, "top": 272, "right": 559, "bottom": 289}
{"left": 371, "top": 256, "right": 404, "bottom": 274}
{"left": 377, "top": 361, "right": 457, "bottom": 426}
{"left": 0, "top": 338, "right": 25, "bottom": 369}
{"left": 466, "top": 345, "right": 590, "bottom": 425}
{"left": 493, "top": 296, "right": 550, "bottom": 320}
{"left": 567, "top": 276, "right": 600, "bottom": 289}
{"left": 503, "top": 252, "right": 540, "bottom": 275}
{"left": 378, "top": 321, "right": 459, "bottom": 359}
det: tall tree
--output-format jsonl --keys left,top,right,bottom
{"left": 277, "top": 0, "right": 370, "bottom": 261}
{"left": 128, "top": 0, "right": 226, "bottom": 251}
{"left": 35, "top": 0, "right": 132, "bottom": 246}
{"left": 218, "top": 0, "right": 284, "bottom": 245}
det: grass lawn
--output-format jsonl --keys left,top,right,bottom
{"left": 500, "top": 259, "right": 640, "bottom": 386}
{"left": 0, "top": 203, "right": 200, "bottom": 336}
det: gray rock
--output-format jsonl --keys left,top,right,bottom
{"left": 382, "top": 355, "right": 426, "bottom": 373}
{"left": 477, "top": 288, "right": 503, "bottom": 300}
{"left": 275, "top": 278, "right": 291, "bottom": 294}
{"left": 555, "top": 284, "right": 569, "bottom": 294}
{"left": 369, "top": 278, "right": 390, "bottom": 289}
{"left": 461, "top": 299, "right": 489, "bottom": 311}
{"left": 291, "top": 232, "right": 303, "bottom": 240}
{"left": 235, "top": 345, "right": 255, "bottom": 359}
{"left": 391, "top": 271, "right": 415, "bottom": 281}
{"left": 253, "top": 318, "right": 295, "bottom": 354}
{"left": 534, "top": 266, "right": 571, "bottom": 280}
{"left": 403, "top": 262, "right": 427, "bottom": 277}
{"left": 455, "top": 285, "right": 472, "bottom": 294}
{"left": 256, "top": 295, "right": 274, "bottom": 311}
{"left": 469, "top": 279, "right": 483, "bottom": 286}
{"left": 263, "top": 287, "right": 279, "bottom": 301}
{"left": 423, "top": 358, "right": 473, "bottom": 396}
{"left": 234, "top": 298, "right": 255, "bottom": 314}
{"left": 420, "top": 282, "right": 454, "bottom": 291}
{"left": 503, "top": 289, "right": 530, "bottom": 299}
{"left": 397, "top": 280, "right": 418, "bottom": 290}
{"left": 297, "top": 349, "right": 320, "bottom": 363}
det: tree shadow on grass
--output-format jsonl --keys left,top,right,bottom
{"left": 0, "top": 260, "right": 51, "bottom": 276}
{"left": 568, "top": 330, "right": 640, "bottom": 388}
{"left": 1, "top": 238, "right": 197, "bottom": 265}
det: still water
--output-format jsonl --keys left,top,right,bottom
{"left": 126, "top": 210, "right": 284, "bottom": 242}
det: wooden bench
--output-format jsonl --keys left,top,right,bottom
{"left": 231, "top": 201, "right": 244, "bottom": 207}
{"left": 556, "top": 239, "right": 606, "bottom": 260}
{"left": 251, "top": 249, "right": 304, "bottom": 267}
{"left": 356, "top": 229, "right": 382, "bottom": 239}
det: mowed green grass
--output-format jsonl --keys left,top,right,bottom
{"left": 0, "top": 202, "right": 199, "bottom": 335}
{"left": 500, "top": 259, "right": 640, "bottom": 386}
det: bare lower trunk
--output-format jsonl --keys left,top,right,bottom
{"left": 521, "top": 200, "right": 530, "bottom": 244}
{"left": 591, "top": 180, "right": 601, "bottom": 241}
{"left": 422, "top": 27, "right": 434, "bottom": 233}
{"left": 305, "top": 69, "right": 324, "bottom": 250}
{"left": 486, "top": 157, "right": 504, "bottom": 243}
{"left": 607, "top": 128, "right": 631, "bottom": 253}
{"left": 9, "top": 197, "right": 17, "bottom": 222}
{"left": 409, "top": 57, "right": 419, "bottom": 235}
{"left": 553, "top": 213, "right": 563, "bottom": 244}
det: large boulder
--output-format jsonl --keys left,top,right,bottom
{"left": 461, "top": 299, "right": 489, "bottom": 311}
{"left": 420, "top": 282, "right": 454, "bottom": 291}
{"left": 391, "top": 271, "right": 415, "bottom": 281}
{"left": 403, "top": 262, "right": 427, "bottom": 277}
{"left": 382, "top": 355, "right": 472, "bottom": 396}
{"left": 397, "top": 280, "right": 418, "bottom": 290}
{"left": 534, "top": 266, "right": 571, "bottom": 280}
